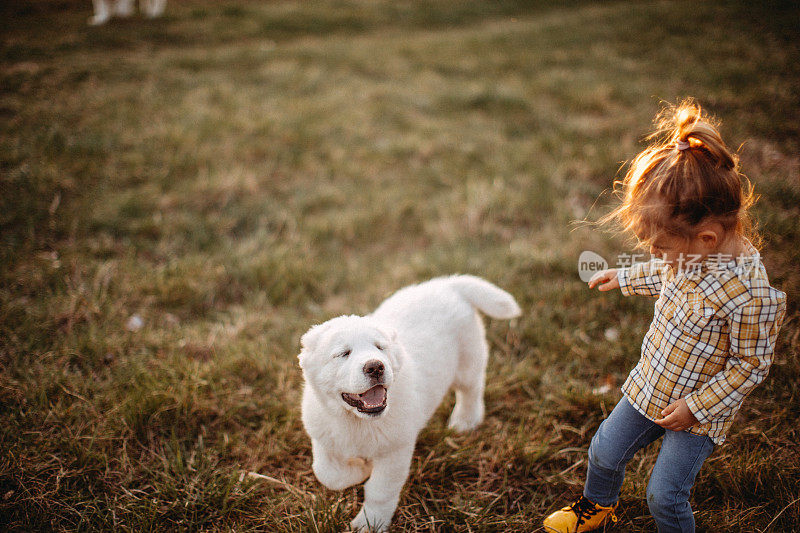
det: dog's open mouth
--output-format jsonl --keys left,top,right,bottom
{"left": 341, "top": 385, "right": 387, "bottom": 414}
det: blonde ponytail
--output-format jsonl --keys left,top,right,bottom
{"left": 599, "top": 99, "right": 760, "bottom": 248}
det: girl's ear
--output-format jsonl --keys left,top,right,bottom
{"left": 298, "top": 321, "right": 331, "bottom": 368}
{"left": 695, "top": 220, "right": 726, "bottom": 251}
{"left": 696, "top": 229, "right": 719, "bottom": 250}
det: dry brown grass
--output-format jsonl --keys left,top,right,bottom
{"left": 1, "top": 0, "right": 799, "bottom": 531}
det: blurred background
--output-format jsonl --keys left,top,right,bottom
{"left": 1, "top": 1, "right": 799, "bottom": 531}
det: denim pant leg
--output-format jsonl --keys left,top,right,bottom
{"left": 584, "top": 397, "right": 664, "bottom": 506}
{"left": 646, "top": 429, "right": 715, "bottom": 533}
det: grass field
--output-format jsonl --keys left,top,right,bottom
{"left": 2, "top": 0, "right": 799, "bottom": 531}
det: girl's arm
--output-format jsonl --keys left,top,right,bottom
{"left": 618, "top": 258, "right": 670, "bottom": 297}
{"left": 588, "top": 269, "right": 620, "bottom": 291}
{"left": 684, "top": 294, "right": 787, "bottom": 424}
{"left": 589, "top": 258, "right": 668, "bottom": 297}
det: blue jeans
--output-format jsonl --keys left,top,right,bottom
{"left": 584, "top": 397, "right": 715, "bottom": 533}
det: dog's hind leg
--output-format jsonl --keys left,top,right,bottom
{"left": 448, "top": 315, "right": 488, "bottom": 432}
{"left": 311, "top": 440, "right": 371, "bottom": 491}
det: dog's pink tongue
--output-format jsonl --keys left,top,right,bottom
{"left": 360, "top": 385, "right": 386, "bottom": 406}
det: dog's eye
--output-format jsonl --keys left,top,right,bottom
{"left": 374, "top": 343, "right": 385, "bottom": 351}
{"left": 338, "top": 349, "right": 351, "bottom": 358}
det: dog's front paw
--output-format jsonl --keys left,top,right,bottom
{"left": 351, "top": 507, "right": 391, "bottom": 532}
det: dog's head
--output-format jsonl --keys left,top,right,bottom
{"left": 298, "top": 315, "right": 403, "bottom": 419}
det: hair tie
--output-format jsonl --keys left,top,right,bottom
{"left": 676, "top": 139, "right": 691, "bottom": 151}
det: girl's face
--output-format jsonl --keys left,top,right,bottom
{"left": 648, "top": 233, "right": 695, "bottom": 270}
{"left": 648, "top": 223, "right": 738, "bottom": 271}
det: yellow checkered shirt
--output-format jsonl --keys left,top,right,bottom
{"left": 617, "top": 249, "right": 786, "bottom": 444}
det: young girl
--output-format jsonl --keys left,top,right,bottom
{"left": 543, "top": 101, "right": 787, "bottom": 533}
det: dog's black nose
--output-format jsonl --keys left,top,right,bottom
{"left": 363, "top": 360, "right": 384, "bottom": 378}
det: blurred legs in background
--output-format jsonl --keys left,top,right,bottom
{"left": 89, "top": 0, "right": 166, "bottom": 25}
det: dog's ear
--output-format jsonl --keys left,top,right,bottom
{"left": 380, "top": 326, "right": 398, "bottom": 344}
{"left": 377, "top": 326, "right": 403, "bottom": 371}
{"left": 298, "top": 321, "right": 330, "bottom": 368}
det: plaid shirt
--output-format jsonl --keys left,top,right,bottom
{"left": 617, "top": 247, "right": 786, "bottom": 444}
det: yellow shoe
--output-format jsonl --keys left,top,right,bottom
{"left": 543, "top": 496, "right": 618, "bottom": 533}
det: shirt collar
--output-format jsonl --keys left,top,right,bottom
{"left": 697, "top": 240, "right": 760, "bottom": 279}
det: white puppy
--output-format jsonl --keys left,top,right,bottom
{"left": 298, "top": 275, "right": 521, "bottom": 531}
{"left": 89, "top": 0, "right": 166, "bottom": 25}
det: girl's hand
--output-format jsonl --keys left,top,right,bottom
{"left": 654, "top": 399, "right": 698, "bottom": 432}
{"left": 588, "top": 269, "right": 620, "bottom": 291}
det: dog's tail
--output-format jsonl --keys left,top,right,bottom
{"left": 448, "top": 275, "right": 521, "bottom": 319}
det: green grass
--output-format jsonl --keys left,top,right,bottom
{"left": 2, "top": 0, "right": 799, "bottom": 531}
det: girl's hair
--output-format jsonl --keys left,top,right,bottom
{"left": 599, "top": 99, "right": 759, "bottom": 249}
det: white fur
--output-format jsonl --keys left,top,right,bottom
{"left": 298, "top": 275, "right": 521, "bottom": 531}
{"left": 89, "top": 0, "right": 166, "bottom": 25}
